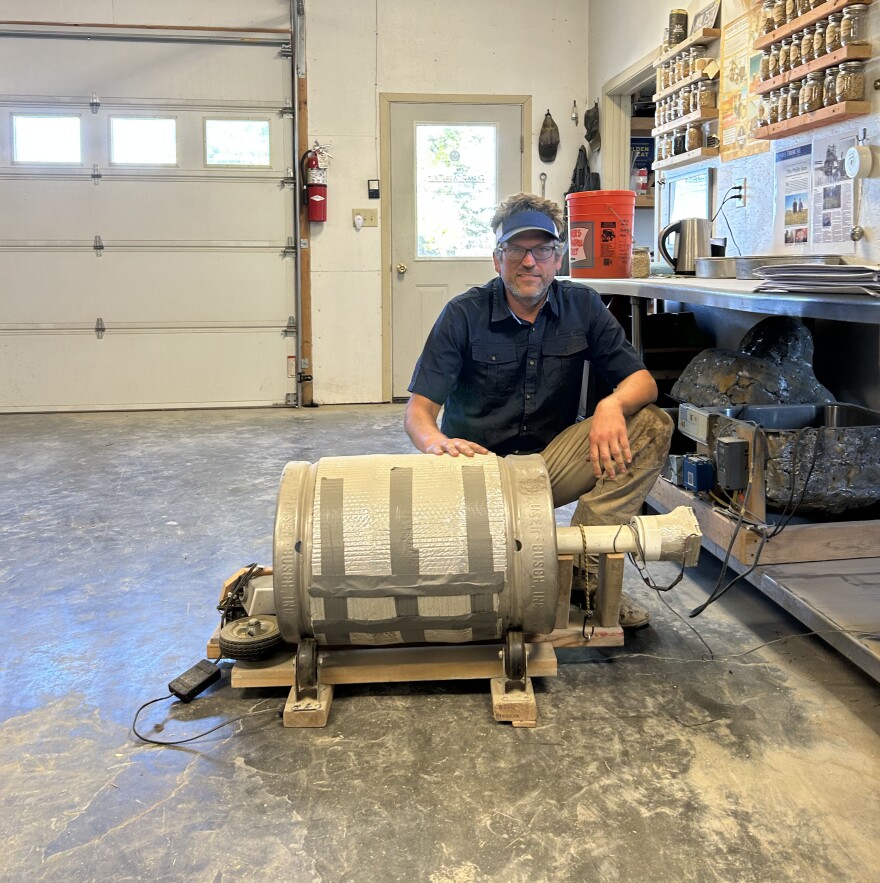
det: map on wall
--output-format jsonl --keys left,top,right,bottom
{"left": 719, "top": 4, "right": 769, "bottom": 163}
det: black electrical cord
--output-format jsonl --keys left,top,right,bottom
{"left": 132, "top": 694, "right": 280, "bottom": 746}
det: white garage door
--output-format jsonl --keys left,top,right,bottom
{"left": 0, "top": 24, "right": 297, "bottom": 411}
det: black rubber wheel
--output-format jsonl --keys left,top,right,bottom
{"left": 218, "top": 614, "right": 283, "bottom": 661}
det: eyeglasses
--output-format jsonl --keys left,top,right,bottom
{"left": 498, "top": 244, "right": 561, "bottom": 262}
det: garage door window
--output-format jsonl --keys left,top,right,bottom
{"left": 12, "top": 114, "right": 81, "bottom": 164}
{"left": 110, "top": 117, "right": 177, "bottom": 165}
{"left": 204, "top": 119, "right": 271, "bottom": 167}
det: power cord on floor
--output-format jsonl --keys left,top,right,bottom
{"left": 132, "top": 693, "right": 280, "bottom": 746}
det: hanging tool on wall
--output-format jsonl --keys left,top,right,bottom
{"left": 539, "top": 110, "right": 560, "bottom": 163}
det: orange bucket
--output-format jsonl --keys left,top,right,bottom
{"left": 566, "top": 190, "right": 635, "bottom": 278}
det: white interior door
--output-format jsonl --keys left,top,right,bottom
{"left": 0, "top": 28, "right": 296, "bottom": 411}
{"left": 389, "top": 101, "right": 524, "bottom": 399}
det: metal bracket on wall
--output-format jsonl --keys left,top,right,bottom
{"left": 281, "top": 169, "right": 297, "bottom": 188}
{"left": 280, "top": 99, "right": 294, "bottom": 117}
{"left": 92, "top": 165, "right": 102, "bottom": 185}
{"left": 282, "top": 237, "right": 297, "bottom": 256}
{"left": 280, "top": 42, "right": 293, "bottom": 58}
{"left": 95, "top": 318, "right": 106, "bottom": 339}
{"left": 284, "top": 316, "right": 297, "bottom": 336}
{"left": 89, "top": 92, "right": 100, "bottom": 114}
{"left": 93, "top": 235, "right": 104, "bottom": 257}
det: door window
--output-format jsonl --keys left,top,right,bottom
{"left": 110, "top": 117, "right": 177, "bottom": 165}
{"left": 12, "top": 114, "right": 81, "bottom": 163}
{"left": 415, "top": 123, "right": 497, "bottom": 258}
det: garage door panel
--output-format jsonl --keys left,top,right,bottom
{"left": 0, "top": 251, "right": 292, "bottom": 324}
{"left": 0, "top": 39, "right": 289, "bottom": 103}
{"left": 0, "top": 329, "right": 292, "bottom": 409}
{"left": 0, "top": 180, "right": 289, "bottom": 241}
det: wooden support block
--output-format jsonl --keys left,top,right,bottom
{"left": 530, "top": 609, "right": 625, "bottom": 648}
{"left": 490, "top": 677, "right": 537, "bottom": 725}
{"left": 555, "top": 554, "right": 574, "bottom": 629}
{"left": 206, "top": 625, "right": 221, "bottom": 660}
{"left": 283, "top": 684, "right": 333, "bottom": 727}
{"left": 595, "top": 553, "right": 625, "bottom": 628}
{"left": 231, "top": 642, "right": 558, "bottom": 689}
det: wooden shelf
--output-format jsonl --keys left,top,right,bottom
{"left": 652, "top": 107, "right": 719, "bottom": 137}
{"left": 751, "top": 43, "right": 873, "bottom": 95}
{"left": 753, "top": 100, "right": 870, "bottom": 139}
{"left": 652, "top": 146, "right": 719, "bottom": 171}
{"left": 754, "top": 0, "right": 873, "bottom": 51}
{"left": 653, "top": 69, "right": 713, "bottom": 102}
{"left": 654, "top": 28, "right": 721, "bottom": 67}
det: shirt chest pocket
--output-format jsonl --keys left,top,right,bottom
{"left": 541, "top": 332, "right": 589, "bottom": 388}
{"left": 471, "top": 342, "right": 519, "bottom": 397}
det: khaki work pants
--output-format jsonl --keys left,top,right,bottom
{"left": 538, "top": 403, "right": 674, "bottom": 529}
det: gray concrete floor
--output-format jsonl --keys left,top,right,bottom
{"left": 1, "top": 403, "right": 879, "bottom": 883}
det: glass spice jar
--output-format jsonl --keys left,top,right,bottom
{"left": 760, "top": 48, "right": 772, "bottom": 80}
{"left": 787, "top": 80, "right": 802, "bottom": 118}
{"left": 631, "top": 247, "right": 651, "bottom": 279}
{"left": 756, "top": 95, "right": 769, "bottom": 126}
{"left": 697, "top": 79, "right": 716, "bottom": 109}
{"left": 769, "top": 43, "right": 781, "bottom": 78}
{"left": 762, "top": 0, "right": 777, "bottom": 34}
{"left": 768, "top": 90, "right": 780, "bottom": 124}
{"left": 680, "top": 51, "right": 691, "bottom": 79}
{"left": 680, "top": 87, "right": 692, "bottom": 116}
{"left": 672, "top": 127, "right": 686, "bottom": 155}
{"left": 674, "top": 53, "right": 685, "bottom": 81}
{"left": 690, "top": 45, "right": 708, "bottom": 73}
{"left": 777, "top": 85, "right": 790, "bottom": 121}
{"left": 836, "top": 60, "right": 866, "bottom": 101}
{"left": 773, "top": 0, "right": 787, "bottom": 28}
{"left": 789, "top": 32, "right": 802, "bottom": 69}
{"left": 800, "top": 26, "right": 814, "bottom": 63}
{"left": 810, "top": 0, "right": 824, "bottom": 8}
{"left": 780, "top": 38, "right": 792, "bottom": 73}
{"left": 785, "top": 0, "right": 796, "bottom": 22}
{"left": 685, "top": 121, "right": 703, "bottom": 151}
{"left": 662, "top": 61, "right": 672, "bottom": 90}
{"left": 823, "top": 66, "right": 838, "bottom": 106}
{"left": 841, "top": 4, "right": 870, "bottom": 46}
{"left": 802, "top": 72, "right": 825, "bottom": 112}
{"left": 825, "top": 13, "right": 842, "bottom": 53}
{"left": 797, "top": 0, "right": 811, "bottom": 15}
{"left": 813, "top": 20, "right": 826, "bottom": 58}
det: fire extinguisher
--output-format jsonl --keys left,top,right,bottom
{"left": 300, "top": 144, "right": 330, "bottom": 222}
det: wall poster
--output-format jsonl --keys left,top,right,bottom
{"left": 810, "top": 132, "right": 857, "bottom": 255}
{"left": 719, "top": 5, "right": 768, "bottom": 163}
{"left": 774, "top": 144, "right": 812, "bottom": 252}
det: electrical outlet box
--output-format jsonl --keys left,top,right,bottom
{"left": 733, "top": 177, "right": 747, "bottom": 208}
{"left": 352, "top": 208, "right": 378, "bottom": 227}
{"left": 715, "top": 436, "right": 749, "bottom": 491}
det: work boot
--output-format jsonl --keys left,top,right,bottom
{"left": 571, "top": 567, "right": 651, "bottom": 630}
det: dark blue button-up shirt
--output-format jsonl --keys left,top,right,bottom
{"left": 408, "top": 277, "right": 646, "bottom": 456}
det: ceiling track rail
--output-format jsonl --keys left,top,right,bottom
{"left": 0, "top": 22, "right": 291, "bottom": 46}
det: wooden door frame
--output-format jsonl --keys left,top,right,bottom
{"left": 378, "top": 92, "right": 531, "bottom": 402}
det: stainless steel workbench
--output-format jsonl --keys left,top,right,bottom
{"left": 573, "top": 274, "right": 880, "bottom": 683}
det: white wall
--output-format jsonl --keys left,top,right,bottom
{"left": 305, "top": 0, "right": 591, "bottom": 403}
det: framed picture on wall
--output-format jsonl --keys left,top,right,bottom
{"left": 691, "top": 0, "right": 721, "bottom": 33}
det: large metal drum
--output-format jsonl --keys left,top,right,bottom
{"left": 273, "top": 453, "right": 559, "bottom": 645}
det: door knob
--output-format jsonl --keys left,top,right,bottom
{"left": 396, "top": 263, "right": 407, "bottom": 274}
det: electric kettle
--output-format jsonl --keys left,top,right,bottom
{"left": 657, "top": 217, "right": 712, "bottom": 275}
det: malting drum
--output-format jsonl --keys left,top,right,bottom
{"left": 273, "top": 452, "right": 702, "bottom": 647}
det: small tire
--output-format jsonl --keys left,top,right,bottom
{"left": 219, "top": 614, "right": 283, "bottom": 661}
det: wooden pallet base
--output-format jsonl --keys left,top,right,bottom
{"left": 209, "top": 549, "right": 627, "bottom": 726}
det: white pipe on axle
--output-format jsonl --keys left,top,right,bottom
{"left": 555, "top": 506, "right": 702, "bottom": 567}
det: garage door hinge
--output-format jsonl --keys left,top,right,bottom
{"left": 280, "top": 42, "right": 293, "bottom": 58}
{"left": 92, "top": 165, "right": 103, "bottom": 185}
{"left": 95, "top": 318, "right": 106, "bottom": 339}
{"left": 90, "top": 92, "right": 100, "bottom": 114}
{"left": 281, "top": 168, "right": 297, "bottom": 188}
{"left": 281, "top": 99, "right": 294, "bottom": 116}
{"left": 93, "top": 235, "right": 104, "bottom": 257}
{"left": 284, "top": 316, "right": 297, "bottom": 336}
{"left": 298, "top": 372, "right": 313, "bottom": 383}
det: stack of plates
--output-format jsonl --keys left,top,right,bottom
{"left": 753, "top": 264, "right": 880, "bottom": 297}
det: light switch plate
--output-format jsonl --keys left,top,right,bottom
{"left": 352, "top": 208, "right": 378, "bottom": 227}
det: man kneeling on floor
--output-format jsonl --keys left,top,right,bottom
{"left": 404, "top": 192, "right": 673, "bottom": 629}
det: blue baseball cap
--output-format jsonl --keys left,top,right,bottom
{"left": 494, "top": 210, "right": 561, "bottom": 245}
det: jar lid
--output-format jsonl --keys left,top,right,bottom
{"left": 839, "top": 60, "right": 865, "bottom": 70}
